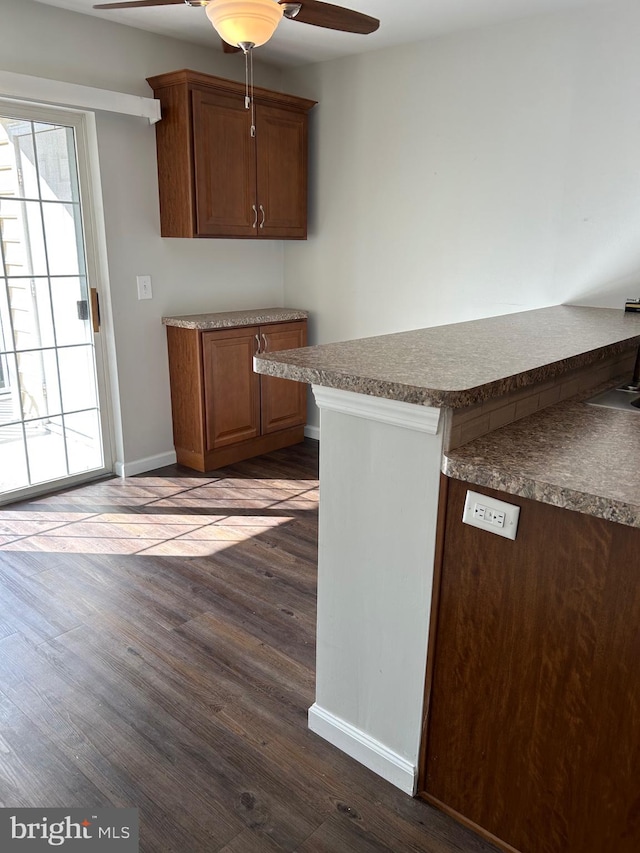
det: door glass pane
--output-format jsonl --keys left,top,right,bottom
{"left": 8, "top": 278, "right": 55, "bottom": 351}
{"left": 65, "top": 410, "right": 102, "bottom": 474}
{"left": 0, "top": 424, "right": 28, "bottom": 492}
{"left": 31, "top": 277, "right": 56, "bottom": 348}
{"left": 34, "top": 123, "right": 77, "bottom": 203}
{"left": 0, "top": 199, "right": 47, "bottom": 277}
{"left": 0, "top": 117, "right": 39, "bottom": 200}
{"left": 0, "top": 354, "right": 8, "bottom": 394}
{"left": 42, "top": 202, "right": 85, "bottom": 276}
{"left": 16, "top": 349, "right": 62, "bottom": 420}
{"left": 0, "top": 279, "right": 12, "bottom": 351}
{"left": 24, "top": 416, "right": 67, "bottom": 484}
{"left": 58, "top": 345, "right": 96, "bottom": 412}
{"left": 51, "top": 277, "right": 91, "bottom": 346}
{"left": 0, "top": 353, "right": 20, "bottom": 425}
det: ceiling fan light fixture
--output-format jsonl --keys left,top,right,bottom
{"left": 205, "top": 0, "right": 284, "bottom": 48}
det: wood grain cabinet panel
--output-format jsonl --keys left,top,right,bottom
{"left": 192, "top": 90, "right": 256, "bottom": 237}
{"left": 166, "top": 319, "right": 307, "bottom": 472}
{"left": 147, "top": 70, "right": 316, "bottom": 239}
{"left": 256, "top": 105, "right": 308, "bottom": 240}
{"left": 260, "top": 321, "right": 308, "bottom": 434}
{"left": 202, "top": 327, "right": 260, "bottom": 449}
{"left": 419, "top": 477, "right": 640, "bottom": 853}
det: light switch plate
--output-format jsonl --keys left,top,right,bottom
{"left": 136, "top": 275, "right": 153, "bottom": 300}
{"left": 462, "top": 490, "right": 520, "bottom": 540}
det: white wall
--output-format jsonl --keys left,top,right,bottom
{"left": 2, "top": 0, "right": 288, "bottom": 470}
{"left": 5, "top": 0, "right": 640, "bottom": 460}
{"left": 284, "top": 0, "right": 640, "bottom": 427}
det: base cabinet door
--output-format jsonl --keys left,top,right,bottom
{"left": 420, "top": 476, "right": 640, "bottom": 853}
{"left": 260, "top": 321, "right": 307, "bottom": 434}
{"left": 202, "top": 327, "right": 260, "bottom": 449}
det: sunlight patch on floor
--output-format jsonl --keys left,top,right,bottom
{"left": 0, "top": 474, "right": 317, "bottom": 556}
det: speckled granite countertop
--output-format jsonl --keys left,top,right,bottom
{"left": 254, "top": 305, "right": 640, "bottom": 408}
{"left": 443, "top": 386, "right": 640, "bottom": 528}
{"left": 162, "top": 308, "right": 308, "bottom": 330}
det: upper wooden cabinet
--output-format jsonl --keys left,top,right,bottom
{"left": 146, "top": 70, "right": 317, "bottom": 239}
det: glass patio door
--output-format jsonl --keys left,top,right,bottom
{"left": 0, "top": 106, "right": 111, "bottom": 501}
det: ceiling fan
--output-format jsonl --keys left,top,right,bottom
{"left": 92, "top": 0, "right": 380, "bottom": 54}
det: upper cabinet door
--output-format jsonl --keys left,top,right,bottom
{"left": 256, "top": 105, "right": 308, "bottom": 240}
{"left": 192, "top": 89, "right": 257, "bottom": 238}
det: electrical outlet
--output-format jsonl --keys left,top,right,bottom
{"left": 136, "top": 275, "right": 153, "bottom": 300}
{"left": 463, "top": 490, "right": 520, "bottom": 540}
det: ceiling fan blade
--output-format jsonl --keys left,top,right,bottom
{"left": 281, "top": 0, "right": 379, "bottom": 35}
{"left": 93, "top": 0, "right": 189, "bottom": 10}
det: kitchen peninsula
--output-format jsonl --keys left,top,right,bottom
{"left": 253, "top": 305, "right": 640, "bottom": 852}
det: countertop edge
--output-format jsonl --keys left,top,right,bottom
{"left": 254, "top": 338, "right": 639, "bottom": 408}
{"left": 443, "top": 366, "right": 640, "bottom": 530}
{"left": 163, "top": 308, "right": 309, "bottom": 330}
{"left": 441, "top": 455, "right": 640, "bottom": 529}
{"left": 252, "top": 359, "right": 456, "bottom": 407}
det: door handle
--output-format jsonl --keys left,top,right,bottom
{"left": 252, "top": 204, "right": 258, "bottom": 229}
{"left": 259, "top": 204, "right": 265, "bottom": 229}
{"left": 261, "top": 333, "right": 268, "bottom": 353}
{"left": 254, "top": 333, "right": 261, "bottom": 355}
{"left": 90, "top": 287, "right": 100, "bottom": 333}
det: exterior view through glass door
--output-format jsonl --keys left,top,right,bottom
{"left": 0, "top": 107, "right": 111, "bottom": 501}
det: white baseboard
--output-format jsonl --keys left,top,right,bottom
{"left": 114, "top": 450, "right": 177, "bottom": 478}
{"left": 304, "top": 424, "right": 320, "bottom": 441}
{"left": 308, "top": 703, "right": 417, "bottom": 795}
{"left": 114, "top": 432, "right": 318, "bottom": 478}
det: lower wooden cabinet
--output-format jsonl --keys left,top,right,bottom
{"left": 166, "top": 319, "right": 307, "bottom": 471}
{"left": 419, "top": 476, "right": 640, "bottom": 853}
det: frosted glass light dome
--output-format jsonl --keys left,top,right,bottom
{"left": 206, "top": 0, "right": 284, "bottom": 49}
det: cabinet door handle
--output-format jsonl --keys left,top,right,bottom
{"left": 261, "top": 333, "right": 268, "bottom": 353}
{"left": 259, "top": 204, "right": 265, "bottom": 229}
{"left": 255, "top": 333, "right": 261, "bottom": 355}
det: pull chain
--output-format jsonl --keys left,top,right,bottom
{"left": 243, "top": 45, "right": 256, "bottom": 138}
{"left": 250, "top": 47, "right": 255, "bottom": 138}
{"left": 244, "top": 48, "right": 249, "bottom": 110}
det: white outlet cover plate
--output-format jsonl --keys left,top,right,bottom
{"left": 462, "top": 490, "right": 520, "bottom": 540}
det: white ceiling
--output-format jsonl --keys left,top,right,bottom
{"left": 33, "top": 0, "right": 610, "bottom": 67}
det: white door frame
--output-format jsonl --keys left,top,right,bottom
{"left": 0, "top": 98, "right": 121, "bottom": 504}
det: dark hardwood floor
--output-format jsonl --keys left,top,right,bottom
{"left": 0, "top": 439, "right": 498, "bottom": 852}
